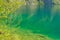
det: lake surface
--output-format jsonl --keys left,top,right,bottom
{"left": 0, "top": 0, "right": 60, "bottom": 40}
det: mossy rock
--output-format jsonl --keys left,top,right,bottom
{"left": 0, "top": 0, "right": 24, "bottom": 17}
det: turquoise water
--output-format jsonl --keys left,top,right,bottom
{"left": 5, "top": 1, "right": 60, "bottom": 40}
{"left": 20, "top": 4, "right": 60, "bottom": 39}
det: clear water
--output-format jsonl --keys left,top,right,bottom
{"left": 0, "top": 0, "right": 60, "bottom": 40}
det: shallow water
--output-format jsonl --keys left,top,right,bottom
{"left": 0, "top": 0, "right": 60, "bottom": 40}
{"left": 18, "top": 1, "right": 60, "bottom": 39}
{"left": 8, "top": 4, "right": 60, "bottom": 40}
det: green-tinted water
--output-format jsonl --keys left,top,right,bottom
{"left": 6, "top": 4, "right": 60, "bottom": 40}
{"left": 0, "top": 0, "right": 60, "bottom": 40}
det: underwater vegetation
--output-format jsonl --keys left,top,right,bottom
{"left": 0, "top": 0, "right": 60, "bottom": 40}
{"left": 0, "top": 25, "right": 52, "bottom": 40}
